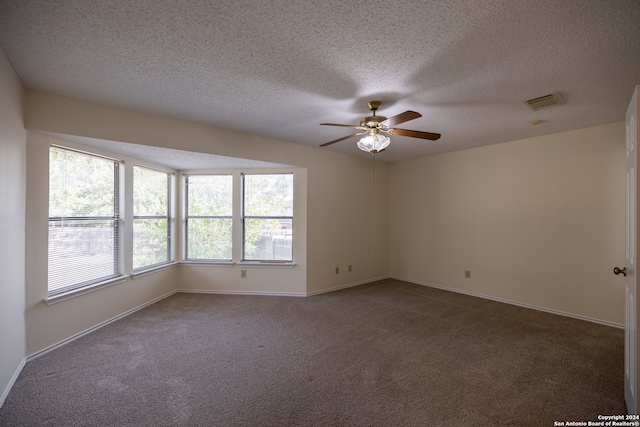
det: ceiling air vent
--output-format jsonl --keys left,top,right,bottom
{"left": 525, "top": 92, "right": 565, "bottom": 111}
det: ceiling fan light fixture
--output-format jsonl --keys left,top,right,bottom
{"left": 357, "top": 134, "right": 391, "bottom": 153}
{"left": 319, "top": 101, "right": 440, "bottom": 151}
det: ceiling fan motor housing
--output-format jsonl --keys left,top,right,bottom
{"left": 360, "top": 115, "right": 387, "bottom": 128}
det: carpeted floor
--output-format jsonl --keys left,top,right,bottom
{"left": 0, "top": 279, "right": 626, "bottom": 426}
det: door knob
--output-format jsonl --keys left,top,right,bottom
{"left": 614, "top": 267, "right": 627, "bottom": 276}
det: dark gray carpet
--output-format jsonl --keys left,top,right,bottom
{"left": 0, "top": 279, "right": 626, "bottom": 426}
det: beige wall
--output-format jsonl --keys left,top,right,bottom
{"left": 25, "top": 132, "right": 180, "bottom": 356}
{"left": 0, "top": 50, "right": 26, "bottom": 405}
{"left": 390, "top": 122, "right": 626, "bottom": 325}
{"left": 23, "top": 90, "right": 390, "bottom": 355}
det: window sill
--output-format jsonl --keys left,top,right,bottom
{"left": 239, "top": 261, "right": 296, "bottom": 269}
{"left": 45, "top": 275, "right": 129, "bottom": 305}
{"left": 179, "top": 261, "right": 234, "bottom": 267}
{"left": 131, "top": 262, "right": 177, "bottom": 279}
{"left": 178, "top": 261, "right": 295, "bottom": 269}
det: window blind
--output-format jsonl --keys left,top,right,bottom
{"left": 48, "top": 147, "right": 121, "bottom": 295}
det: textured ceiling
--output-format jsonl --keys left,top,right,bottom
{"left": 2, "top": 0, "right": 640, "bottom": 163}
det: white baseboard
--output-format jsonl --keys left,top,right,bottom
{"left": 390, "top": 275, "right": 624, "bottom": 329}
{"left": 305, "top": 276, "right": 390, "bottom": 296}
{"left": 178, "top": 276, "right": 389, "bottom": 298}
{"left": 27, "top": 290, "right": 178, "bottom": 361}
{"left": 177, "top": 289, "right": 306, "bottom": 297}
{"left": 0, "top": 357, "right": 26, "bottom": 409}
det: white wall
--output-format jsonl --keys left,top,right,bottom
{"left": 390, "top": 122, "right": 626, "bottom": 325}
{"left": 0, "top": 49, "right": 26, "bottom": 406}
{"left": 23, "top": 90, "right": 390, "bottom": 354}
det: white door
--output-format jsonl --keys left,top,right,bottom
{"left": 624, "top": 85, "right": 640, "bottom": 414}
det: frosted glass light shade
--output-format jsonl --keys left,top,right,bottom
{"left": 357, "top": 134, "right": 391, "bottom": 153}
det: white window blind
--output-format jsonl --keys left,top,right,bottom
{"left": 48, "top": 147, "right": 121, "bottom": 295}
{"left": 133, "top": 166, "right": 171, "bottom": 271}
{"left": 242, "top": 173, "right": 293, "bottom": 261}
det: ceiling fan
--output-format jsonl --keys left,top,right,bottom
{"left": 319, "top": 101, "right": 441, "bottom": 153}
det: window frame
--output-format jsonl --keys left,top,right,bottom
{"left": 47, "top": 145, "right": 123, "bottom": 297}
{"left": 184, "top": 174, "right": 234, "bottom": 262}
{"left": 241, "top": 173, "right": 294, "bottom": 262}
{"left": 132, "top": 165, "right": 174, "bottom": 272}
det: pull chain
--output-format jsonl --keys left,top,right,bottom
{"left": 372, "top": 152, "right": 376, "bottom": 182}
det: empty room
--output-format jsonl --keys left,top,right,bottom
{"left": 2, "top": 1, "right": 640, "bottom": 425}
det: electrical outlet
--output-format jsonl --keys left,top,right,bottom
{"left": 335, "top": 267, "right": 339, "bottom": 274}
{"left": 241, "top": 269, "right": 247, "bottom": 278}
{"left": 348, "top": 265, "right": 352, "bottom": 272}
{"left": 465, "top": 270, "right": 471, "bottom": 279}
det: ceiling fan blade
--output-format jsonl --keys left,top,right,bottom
{"left": 388, "top": 128, "right": 441, "bottom": 140}
{"left": 380, "top": 111, "right": 422, "bottom": 127}
{"left": 320, "top": 123, "right": 363, "bottom": 129}
{"left": 319, "top": 133, "right": 362, "bottom": 147}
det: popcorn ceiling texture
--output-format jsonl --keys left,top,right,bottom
{"left": 1, "top": 0, "right": 640, "bottom": 162}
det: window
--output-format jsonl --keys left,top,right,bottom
{"left": 133, "top": 166, "right": 172, "bottom": 271}
{"left": 185, "top": 175, "right": 233, "bottom": 260}
{"left": 243, "top": 173, "right": 293, "bottom": 261}
{"left": 48, "top": 147, "right": 121, "bottom": 296}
